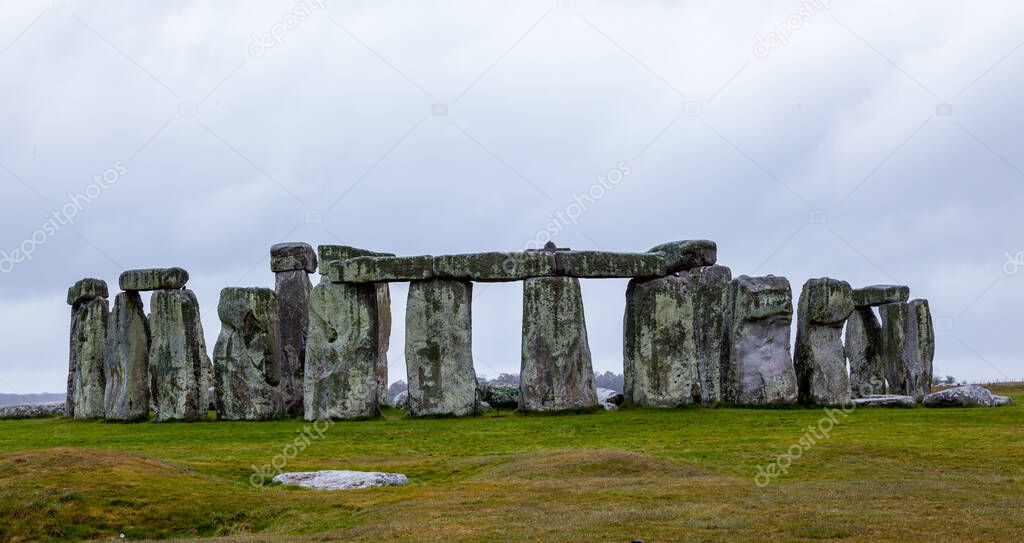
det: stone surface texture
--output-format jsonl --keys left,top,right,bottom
{"left": 852, "top": 394, "right": 916, "bottom": 408}
{"left": 331, "top": 255, "right": 435, "bottom": 283}
{"left": 69, "top": 296, "right": 108, "bottom": 419}
{"left": 923, "top": 385, "right": 1001, "bottom": 408}
{"left": 405, "top": 279, "right": 478, "bottom": 416}
{"left": 149, "top": 289, "right": 212, "bottom": 422}
{"left": 375, "top": 283, "right": 391, "bottom": 407}
{"left": 554, "top": 251, "right": 666, "bottom": 278}
{"left": 317, "top": 245, "right": 395, "bottom": 272}
{"left": 520, "top": 277, "right": 598, "bottom": 411}
{"left": 275, "top": 270, "right": 313, "bottom": 414}
{"left": 845, "top": 307, "right": 885, "bottom": 398}
{"left": 214, "top": 288, "right": 284, "bottom": 421}
{"left": 271, "top": 242, "right": 318, "bottom": 273}
{"left": 67, "top": 278, "right": 109, "bottom": 306}
{"left": 304, "top": 282, "right": 380, "bottom": 420}
{"left": 648, "top": 240, "right": 717, "bottom": 273}
{"left": 119, "top": 268, "right": 189, "bottom": 291}
{"left": 478, "top": 383, "right": 520, "bottom": 408}
{"left": 433, "top": 252, "right": 556, "bottom": 281}
{"left": 104, "top": 292, "right": 151, "bottom": 421}
{"left": 0, "top": 402, "right": 66, "bottom": 419}
{"left": 273, "top": 470, "right": 408, "bottom": 490}
{"left": 721, "top": 275, "right": 798, "bottom": 404}
{"left": 794, "top": 278, "right": 855, "bottom": 405}
{"left": 880, "top": 299, "right": 935, "bottom": 401}
{"left": 852, "top": 284, "right": 910, "bottom": 307}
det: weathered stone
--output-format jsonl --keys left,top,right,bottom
{"left": 104, "top": 292, "right": 150, "bottom": 421}
{"left": 596, "top": 388, "right": 624, "bottom": 406}
{"left": 433, "top": 252, "right": 556, "bottom": 281}
{"left": 275, "top": 270, "right": 312, "bottom": 415}
{"left": 69, "top": 296, "right": 108, "bottom": 419}
{"left": 648, "top": 240, "right": 717, "bottom": 273}
{"left": 520, "top": 277, "right": 597, "bottom": 411}
{"left": 214, "top": 288, "right": 284, "bottom": 421}
{"left": 851, "top": 394, "right": 915, "bottom": 408}
{"left": 392, "top": 390, "right": 408, "bottom": 409}
{"left": 845, "top": 307, "right": 885, "bottom": 398}
{"left": 994, "top": 395, "right": 1013, "bottom": 406}
{"left": 794, "top": 278, "right": 854, "bottom": 405}
{"left": 119, "top": 268, "right": 189, "bottom": 291}
{"left": 273, "top": 470, "right": 408, "bottom": 490}
{"left": 880, "top": 299, "right": 934, "bottom": 401}
{"left": 923, "top": 385, "right": 999, "bottom": 408}
{"left": 317, "top": 245, "right": 395, "bottom": 272}
{"left": 0, "top": 402, "right": 66, "bottom": 419}
{"left": 375, "top": 283, "right": 391, "bottom": 406}
{"left": 330, "top": 255, "right": 435, "bottom": 283}
{"left": 555, "top": 251, "right": 666, "bottom": 278}
{"left": 405, "top": 279, "right": 477, "bottom": 416}
{"left": 852, "top": 284, "right": 910, "bottom": 307}
{"left": 304, "top": 282, "right": 380, "bottom": 420}
{"left": 478, "top": 383, "right": 520, "bottom": 408}
{"left": 271, "top": 242, "right": 318, "bottom": 273}
{"left": 149, "top": 289, "right": 212, "bottom": 422}
{"left": 67, "top": 278, "right": 109, "bottom": 306}
{"left": 721, "top": 275, "right": 798, "bottom": 404}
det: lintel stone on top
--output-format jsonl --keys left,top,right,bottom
{"left": 317, "top": 245, "right": 395, "bottom": 273}
{"left": 119, "top": 268, "right": 189, "bottom": 291}
{"left": 328, "top": 255, "right": 435, "bottom": 283}
{"left": 433, "top": 252, "right": 556, "bottom": 282}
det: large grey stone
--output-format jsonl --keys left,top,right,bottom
{"left": 596, "top": 388, "right": 625, "bottom": 406}
{"left": 273, "top": 470, "right": 408, "bottom": 490}
{"left": 845, "top": 307, "right": 885, "bottom": 398}
{"left": 794, "top": 278, "right": 855, "bottom": 405}
{"left": 880, "top": 299, "right": 934, "bottom": 401}
{"left": 405, "top": 279, "right": 477, "bottom": 416}
{"left": 149, "top": 289, "right": 212, "bottom": 422}
{"left": 721, "top": 275, "right": 798, "bottom": 404}
{"left": 119, "top": 268, "right": 189, "bottom": 291}
{"left": 923, "top": 385, "right": 998, "bottom": 407}
{"left": 304, "top": 282, "right": 381, "bottom": 420}
{"left": 555, "top": 251, "right": 666, "bottom": 278}
{"left": 271, "top": 242, "right": 318, "bottom": 273}
{"left": 648, "top": 240, "right": 717, "bottom": 273}
{"left": 433, "top": 252, "right": 556, "bottom": 281}
{"left": 275, "top": 270, "right": 312, "bottom": 415}
{"left": 520, "top": 277, "right": 597, "bottom": 411}
{"left": 330, "top": 255, "right": 435, "bottom": 283}
{"left": 852, "top": 285, "right": 910, "bottom": 307}
{"left": 478, "top": 383, "right": 520, "bottom": 408}
{"left": 69, "top": 296, "right": 108, "bottom": 419}
{"left": 104, "top": 292, "right": 151, "bottom": 421}
{"left": 67, "top": 278, "right": 109, "bottom": 306}
{"left": 214, "top": 288, "right": 284, "bottom": 421}
{"left": 317, "top": 245, "right": 395, "bottom": 272}
{"left": 852, "top": 394, "right": 915, "bottom": 408}
{"left": 375, "top": 283, "right": 391, "bottom": 407}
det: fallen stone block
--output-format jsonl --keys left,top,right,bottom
{"left": 433, "top": 251, "right": 556, "bottom": 281}
{"left": 119, "top": 268, "right": 189, "bottom": 291}
{"left": 923, "top": 385, "right": 999, "bottom": 407}
{"left": 271, "top": 242, "right": 318, "bottom": 273}
{"left": 648, "top": 240, "right": 717, "bottom": 273}
{"left": 555, "top": 251, "right": 666, "bottom": 278}
{"left": 273, "top": 470, "right": 408, "bottom": 490}
{"left": 852, "top": 284, "right": 910, "bottom": 307}
{"left": 851, "top": 394, "right": 916, "bottom": 408}
{"left": 329, "top": 255, "right": 435, "bottom": 283}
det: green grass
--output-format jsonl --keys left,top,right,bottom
{"left": 2, "top": 385, "right": 1023, "bottom": 542}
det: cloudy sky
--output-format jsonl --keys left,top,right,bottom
{"left": 1, "top": 0, "right": 1021, "bottom": 394}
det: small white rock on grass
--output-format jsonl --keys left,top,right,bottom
{"left": 273, "top": 471, "right": 408, "bottom": 490}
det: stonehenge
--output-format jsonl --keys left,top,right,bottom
{"left": 65, "top": 238, "right": 941, "bottom": 422}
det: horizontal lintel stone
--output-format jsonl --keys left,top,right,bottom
{"left": 433, "top": 252, "right": 556, "bottom": 282}
{"left": 555, "top": 251, "right": 666, "bottom": 278}
{"left": 119, "top": 268, "right": 189, "bottom": 291}
{"left": 328, "top": 255, "right": 435, "bottom": 283}
{"left": 317, "top": 245, "right": 395, "bottom": 274}
{"left": 852, "top": 284, "right": 910, "bottom": 307}
{"left": 648, "top": 240, "right": 717, "bottom": 273}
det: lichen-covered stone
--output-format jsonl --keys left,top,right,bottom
{"left": 317, "top": 245, "right": 395, "bottom": 273}
{"left": 271, "top": 242, "right": 318, "bottom": 273}
{"left": 923, "top": 385, "right": 998, "bottom": 407}
{"left": 405, "top": 279, "right": 477, "bottom": 416}
{"left": 375, "top": 283, "right": 391, "bottom": 406}
{"left": 119, "top": 268, "right": 189, "bottom": 291}
{"left": 648, "top": 240, "right": 717, "bottom": 273}
{"left": 852, "top": 284, "right": 910, "bottom": 307}
{"left": 104, "top": 292, "right": 150, "bottom": 421}
{"left": 478, "top": 383, "right": 520, "bottom": 408}
{"left": 845, "top": 307, "right": 885, "bottom": 398}
{"left": 555, "top": 251, "right": 666, "bottom": 278}
{"left": 214, "top": 288, "right": 284, "bottom": 421}
{"left": 304, "top": 282, "right": 380, "bottom": 420}
{"left": 520, "top": 277, "right": 597, "bottom": 411}
{"left": 721, "top": 275, "right": 798, "bottom": 404}
{"left": 880, "top": 299, "right": 934, "bottom": 401}
{"left": 67, "top": 278, "right": 109, "bottom": 306}
{"left": 149, "top": 289, "right": 212, "bottom": 422}
{"left": 275, "top": 270, "right": 312, "bottom": 415}
{"left": 794, "top": 278, "right": 854, "bottom": 405}
{"left": 330, "top": 255, "right": 435, "bottom": 283}
{"left": 69, "top": 297, "right": 108, "bottom": 419}
{"left": 433, "top": 252, "right": 556, "bottom": 281}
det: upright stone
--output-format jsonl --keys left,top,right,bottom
{"left": 845, "top": 307, "right": 885, "bottom": 398}
{"left": 304, "top": 282, "right": 380, "bottom": 420}
{"left": 375, "top": 283, "right": 391, "bottom": 406}
{"left": 214, "top": 288, "right": 284, "bottom": 420}
{"left": 67, "top": 279, "right": 109, "bottom": 419}
{"left": 880, "top": 299, "right": 934, "bottom": 401}
{"left": 149, "top": 289, "right": 212, "bottom": 422}
{"left": 521, "top": 277, "right": 597, "bottom": 411}
{"left": 272, "top": 242, "right": 317, "bottom": 415}
{"left": 104, "top": 292, "right": 150, "bottom": 421}
{"left": 794, "top": 278, "right": 855, "bottom": 405}
{"left": 721, "top": 275, "right": 798, "bottom": 404}
{"left": 405, "top": 279, "right": 477, "bottom": 416}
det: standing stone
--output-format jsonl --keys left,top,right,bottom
{"left": 375, "top": 284, "right": 391, "bottom": 406}
{"left": 67, "top": 279, "right": 109, "bottom": 419}
{"left": 275, "top": 268, "right": 314, "bottom": 415}
{"left": 521, "top": 277, "right": 597, "bottom": 411}
{"left": 104, "top": 292, "right": 151, "bottom": 421}
{"left": 213, "top": 288, "right": 283, "bottom": 420}
{"left": 721, "top": 275, "right": 798, "bottom": 404}
{"left": 405, "top": 279, "right": 477, "bottom": 416}
{"left": 880, "top": 299, "right": 934, "bottom": 401}
{"left": 794, "top": 278, "right": 855, "bottom": 405}
{"left": 845, "top": 307, "right": 885, "bottom": 398}
{"left": 149, "top": 289, "right": 212, "bottom": 422}
{"left": 304, "top": 282, "right": 380, "bottom": 420}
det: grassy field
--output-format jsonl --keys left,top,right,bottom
{"left": 1, "top": 385, "right": 1022, "bottom": 542}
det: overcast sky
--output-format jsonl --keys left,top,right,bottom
{"left": 1, "top": 1, "right": 1021, "bottom": 394}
